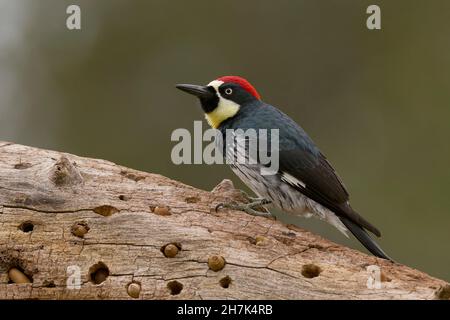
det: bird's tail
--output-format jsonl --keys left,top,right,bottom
{"left": 339, "top": 216, "right": 394, "bottom": 262}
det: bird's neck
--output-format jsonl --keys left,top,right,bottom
{"left": 213, "top": 100, "right": 263, "bottom": 129}
{"left": 205, "top": 100, "right": 240, "bottom": 129}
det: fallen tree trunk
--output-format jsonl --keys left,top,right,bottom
{"left": 0, "top": 141, "right": 448, "bottom": 300}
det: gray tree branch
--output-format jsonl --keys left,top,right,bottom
{"left": 0, "top": 141, "right": 448, "bottom": 299}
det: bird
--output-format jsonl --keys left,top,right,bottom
{"left": 176, "top": 76, "right": 392, "bottom": 261}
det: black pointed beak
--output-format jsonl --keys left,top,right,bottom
{"left": 176, "top": 84, "right": 214, "bottom": 99}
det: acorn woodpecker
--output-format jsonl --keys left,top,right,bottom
{"left": 176, "top": 76, "right": 392, "bottom": 261}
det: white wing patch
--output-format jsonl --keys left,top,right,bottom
{"left": 281, "top": 172, "right": 306, "bottom": 188}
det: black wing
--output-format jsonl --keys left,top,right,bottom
{"left": 278, "top": 149, "right": 381, "bottom": 237}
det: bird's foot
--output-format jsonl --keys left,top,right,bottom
{"left": 215, "top": 198, "right": 273, "bottom": 218}
{"left": 238, "top": 189, "right": 266, "bottom": 203}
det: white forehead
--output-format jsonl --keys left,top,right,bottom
{"left": 207, "top": 80, "right": 224, "bottom": 91}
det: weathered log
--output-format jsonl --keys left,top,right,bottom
{"left": 0, "top": 141, "right": 448, "bottom": 299}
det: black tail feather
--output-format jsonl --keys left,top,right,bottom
{"left": 339, "top": 216, "right": 393, "bottom": 262}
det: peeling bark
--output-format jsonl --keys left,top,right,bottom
{"left": 0, "top": 141, "right": 448, "bottom": 300}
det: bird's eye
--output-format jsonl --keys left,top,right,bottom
{"left": 224, "top": 88, "right": 233, "bottom": 95}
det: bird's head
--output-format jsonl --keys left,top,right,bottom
{"left": 176, "top": 76, "right": 261, "bottom": 128}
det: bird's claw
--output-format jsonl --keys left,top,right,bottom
{"left": 215, "top": 198, "right": 273, "bottom": 218}
{"left": 238, "top": 190, "right": 266, "bottom": 203}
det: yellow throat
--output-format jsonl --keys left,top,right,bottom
{"left": 205, "top": 100, "right": 240, "bottom": 129}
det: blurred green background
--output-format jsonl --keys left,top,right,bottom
{"left": 0, "top": 0, "right": 449, "bottom": 281}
